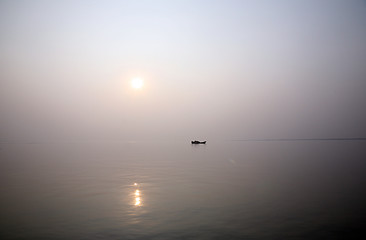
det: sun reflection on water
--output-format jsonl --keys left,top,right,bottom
{"left": 135, "top": 197, "right": 141, "bottom": 206}
{"left": 133, "top": 183, "right": 142, "bottom": 206}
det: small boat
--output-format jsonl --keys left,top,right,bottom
{"left": 191, "top": 140, "right": 206, "bottom": 144}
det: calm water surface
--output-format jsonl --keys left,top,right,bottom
{"left": 1, "top": 141, "right": 366, "bottom": 239}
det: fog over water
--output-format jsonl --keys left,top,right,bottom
{"left": 1, "top": 0, "right": 366, "bottom": 141}
{"left": 1, "top": 1, "right": 366, "bottom": 239}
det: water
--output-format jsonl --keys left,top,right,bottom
{"left": 1, "top": 140, "right": 365, "bottom": 239}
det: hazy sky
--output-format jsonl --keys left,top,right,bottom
{"left": 1, "top": 0, "right": 366, "bottom": 141}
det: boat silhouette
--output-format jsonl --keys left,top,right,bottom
{"left": 191, "top": 140, "right": 206, "bottom": 144}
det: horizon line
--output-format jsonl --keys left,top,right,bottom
{"left": 232, "top": 138, "right": 366, "bottom": 142}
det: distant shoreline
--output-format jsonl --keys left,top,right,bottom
{"left": 233, "top": 138, "right": 366, "bottom": 142}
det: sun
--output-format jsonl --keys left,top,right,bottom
{"left": 131, "top": 78, "right": 144, "bottom": 89}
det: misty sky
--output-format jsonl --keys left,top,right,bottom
{"left": 1, "top": 0, "right": 366, "bottom": 141}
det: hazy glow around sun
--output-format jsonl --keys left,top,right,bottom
{"left": 131, "top": 78, "right": 144, "bottom": 89}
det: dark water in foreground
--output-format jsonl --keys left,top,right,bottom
{"left": 0, "top": 140, "right": 366, "bottom": 239}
